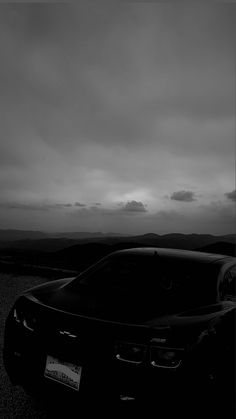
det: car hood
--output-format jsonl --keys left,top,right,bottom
{"left": 23, "top": 277, "right": 233, "bottom": 328}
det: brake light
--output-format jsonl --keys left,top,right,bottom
{"left": 13, "top": 307, "right": 36, "bottom": 331}
{"left": 13, "top": 308, "right": 22, "bottom": 323}
{"left": 115, "top": 342, "right": 146, "bottom": 364}
{"left": 22, "top": 317, "right": 36, "bottom": 331}
{"left": 150, "top": 346, "right": 183, "bottom": 369}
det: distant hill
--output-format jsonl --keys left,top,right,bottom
{"left": 49, "top": 231, "right": 125, "bottom": 239}
{"left": 86, "top": 233, "right": 236, "bottom": 250}
{"left": 0, "top": 238, "right": 78, "bottom": 252}
{"left": 195, "top": 241, "right": 236, "bottom": 257}
{"left": 0, "top": 229, "right": 47, "bottom": 241}
{"left": 0, "top": 229, "right": 125, "bottom": 242}
{"left": 0, "top": 231, "right": 235, "bottom": 251}
{"left": 0, "top": 231, "right": 235, "bottom": 276}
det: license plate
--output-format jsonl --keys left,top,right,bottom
{"left": 44, "top": 355, "right": 82, "bottom": 391}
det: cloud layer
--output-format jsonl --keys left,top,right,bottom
{"left": 0, "top": 3, "right": 235, "bottom": 234}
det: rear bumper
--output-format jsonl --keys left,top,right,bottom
{"left": 3, "top": 333, "right": 196, "bottom": 404}
{"left": 3, "top": 311, "right": 207, "bottom": 403}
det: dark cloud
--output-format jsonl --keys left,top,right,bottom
{"left": 170, "top": 191, "right": 196, "bottom": 202}
{"left": 74, "top": 202, "right": 86, "bottom": 207}
{"left": 0, "top": 202, "right": 49, "bottom": 211}
{"left": 121, "top": 201, "right": 147, "bottom": 213}
{"left": 73, "top": 202, "right": 148, "bottom": 216}
{"left": 225, "top": 190, "right": 236, "bottom": 202}
{"left": 0, "top": 202, "right": 74, "bottom": 211}
{"left": 52, "top": 203, "right": 73, "bottom": 209}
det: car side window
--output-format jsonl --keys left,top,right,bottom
{"left": 221, "top": 265, "right": 236, "bottom": 299}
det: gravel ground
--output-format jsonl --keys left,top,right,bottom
{"left": 0, "top": 273, "right": 50, "bottom": 419}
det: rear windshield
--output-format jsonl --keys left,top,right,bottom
{"left": 76, "top": 253, "right": 219, "bottom": 311}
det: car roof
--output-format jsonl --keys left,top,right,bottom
{"left": 110, "top": 247, "right": 235, "bottom": 265}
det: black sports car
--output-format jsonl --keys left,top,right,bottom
{"left": 3, "top": 248, "right": 236, "bottom": 414}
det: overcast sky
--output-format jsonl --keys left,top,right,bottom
{"left": 0, "top": 2, "right": 235, "bottom": 235}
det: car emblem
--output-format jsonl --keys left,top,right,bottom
{"left": 58, "top": 330, "right": 77, "bottom": 338}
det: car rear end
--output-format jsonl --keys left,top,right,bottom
{"left": 4, "top": 294, "right": 193, "bottom": 405}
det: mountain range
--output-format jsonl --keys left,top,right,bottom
{"left": 0, "top": 230, "right": 235, "bottom": 277}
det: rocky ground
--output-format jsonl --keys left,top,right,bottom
{"left": 0, "top": 274, "right": 49, "bottom": 418}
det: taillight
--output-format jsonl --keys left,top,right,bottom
{"left": 13, "top": 307, "right": 23, "bottom": 323}
{"left": 150, "top": 346, "right": 183, "bottom": 369}
{"left": 13, "top": 307, "right": 36, "bottom": 331}
{"left": 115, "top": 342, "right": 146, "bottom": 364}
{"left": 22, "top": 316, "right": 36, "bottom": 331}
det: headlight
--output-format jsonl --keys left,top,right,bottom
{"left": 115, "top": 342, "right": 147, "bottom": 364}
{"left": 150, "top": 346, "right": 183, "bottom": 369}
